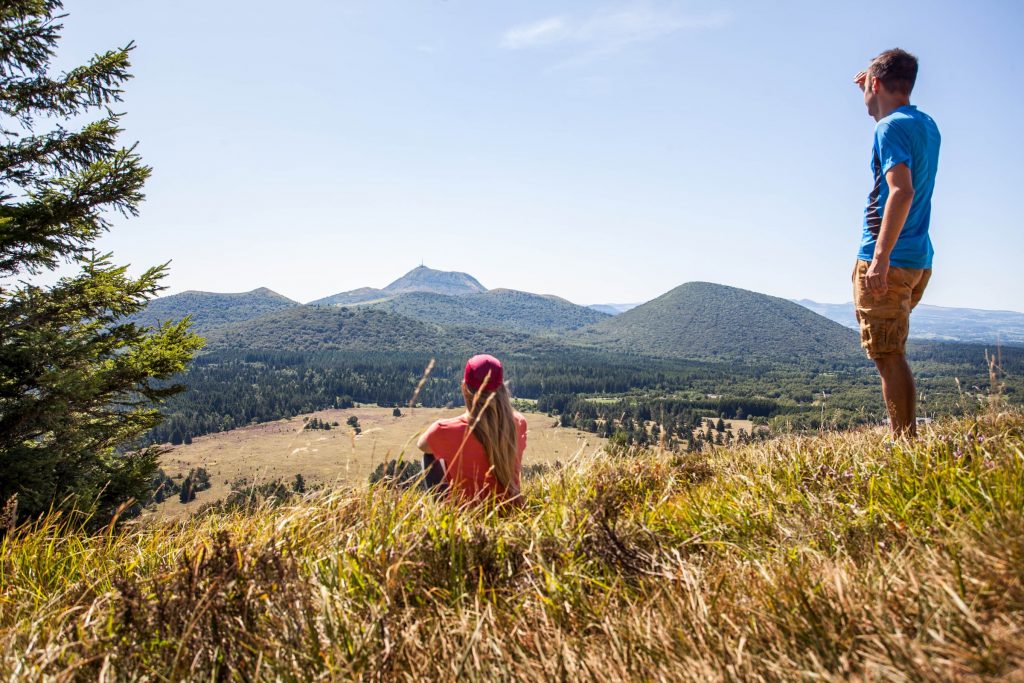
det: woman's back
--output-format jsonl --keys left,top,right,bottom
{"left": 422, "top": 411, "right": 528, "bottom": 501}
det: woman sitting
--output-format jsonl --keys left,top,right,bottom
{"left": 416, "top": 354, "right": 528, "bottom": 504}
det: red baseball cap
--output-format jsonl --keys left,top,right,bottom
{"left": 463, "top": 354, "right": 503, "bottom": 392}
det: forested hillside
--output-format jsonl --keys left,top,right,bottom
{"left": 574, "top": 282, "right": 863, "bottom": 364}
{"left": 128, "top": 287, "right": 299, "bottom": 333}
{"left": 306, "top": 287, "right": 388, "bottom": 307}
{"left": 200, "top": 306, "right": 567, "bottom": 355}
{"left": 367, "top": 289, "right": 609, "bottom": 334}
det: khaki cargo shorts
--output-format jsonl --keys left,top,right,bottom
{"left": 852, "top": 259, "right": 931, "bottom": 359}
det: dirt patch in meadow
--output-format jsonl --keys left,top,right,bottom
{"left": 153, "top": 407, "right": 604, "bottom": 518}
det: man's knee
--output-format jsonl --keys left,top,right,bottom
{"left": 873, "top": 353, "right": 908, "bottom": 374}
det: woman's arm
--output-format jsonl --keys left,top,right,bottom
{"left": 417, "top": 423, "right": 447, "bottom": 492}
{"left": 416, "top": 430, "right": 431, "bottom": 452}
{"left": 422, "top": 452, "right": 447, "bottom": 490}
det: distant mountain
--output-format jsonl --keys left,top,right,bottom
{"left": 367, "top": 289, "right": 609, "bottom": 335}
{"left": 588, "top": 303, "right": 640, "bottom": 316}
{"left": 795, "top": 300, "right": 1024, "bottom": 346}
{"left": 186, "top": 281, "right": 864, "bottom": 366}
{"left": 202, "top": 306, "right": 563, "bottom": 356}
{"left": 382, "top": 265, "right": 486, "bottom": 296}
{"left": 573, "top": 282, "right": 862, "bottom": 364}
{"left": 309, "top": 265, "right": 486, "bottom": 305}
{"left": 791, "top": 301, "right": 856, "bottom": 326}
{"left": 130, "top": 288, "right": 299, "bottom": 334}
{"left": 311, "top": 287, "right": 391, "bottom": 306}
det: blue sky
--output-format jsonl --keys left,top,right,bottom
{"left": 48, "top": 0, "right": 1024, "bottom": 310}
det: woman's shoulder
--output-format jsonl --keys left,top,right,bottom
{"left": 429, "top": 415, "right": 469, "bottom": 432}
{"left": 512, "top": 411, "right": 528, "bottom": 430}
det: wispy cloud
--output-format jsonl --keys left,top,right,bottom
{"left": 501, "top": 4, "right": 732, "bottom": 61}
{"left": 501, "top": 17, "right": 570, "bottom": 50}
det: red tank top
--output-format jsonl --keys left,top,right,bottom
{"left": 422, "top": 412, "right": 528, "bottom": 501}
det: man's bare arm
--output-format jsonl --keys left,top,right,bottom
{"left": 865, "top": 163, "right": 915, "bottom": 295}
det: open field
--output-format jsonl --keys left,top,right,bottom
{"left": 699, "top": 416, "right": 755, "bottom": 433}
{"left": 3, "top": 410, "right": 1021, "bottom": 680}
{"left": 154, "top": 407, "right": 604, "bottom": 517}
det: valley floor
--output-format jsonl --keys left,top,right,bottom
{"left": 2, "top": 410, "right": 1022, "bottom": 680}
{"left": 154, "top": 406, "right": 603, "bottom": 517}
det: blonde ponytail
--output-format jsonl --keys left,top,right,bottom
{"left": 465, "top": 384, "right": 519, "bottom": 497}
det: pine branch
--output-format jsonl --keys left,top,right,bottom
{"left": 0, "top": 1, "right": 63, "bottom": 78}
{"left": 0, "top": 116, "right": 122, "bottom": 184}
{"left": 0, "top": 44, "right": 133, "bottom": 126}
{"left": 0, "top": 147, "right": 150, "bottom": 275}
{"left": 0, "top": 260, "right": 201, "bottom": 459}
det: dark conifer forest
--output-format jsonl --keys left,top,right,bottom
{"left": 146, "top": 341, "right": 1022, "bottom": 447}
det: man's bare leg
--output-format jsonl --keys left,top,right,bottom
{"left": 874, "top": 353, "right": 916, "bottom": 438}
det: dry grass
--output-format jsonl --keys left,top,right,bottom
{"left": 154, "top": 407, "right": 602, "bottom": 518}
{"left": 1, "top": 411, "right": 1022, "bottom": 681}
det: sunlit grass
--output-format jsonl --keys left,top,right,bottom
{"left": 2, "top": 411, "right": 1022, "bottom": 680}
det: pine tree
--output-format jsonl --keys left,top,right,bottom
{"left": 0, "top": 2, "right": 202, "bottom": 525}
{"left": 193, "top": 467, "right": 210, "bottom": 491}
{"left": 179, "top": 476, "right": 193, "bottom": 504}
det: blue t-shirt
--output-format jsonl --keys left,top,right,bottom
{"left": 859, "top": 105, "right": 941, "bottom": 269}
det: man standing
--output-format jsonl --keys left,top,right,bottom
{"left": 852, "top": 48, "right": 941, "bottom": 438}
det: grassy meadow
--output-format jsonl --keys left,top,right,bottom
{"left": 1, "top": 410, "right": 1022, "bottom": 680}
{"left": 154, "top": 407, "right": 603, "bottom": 518}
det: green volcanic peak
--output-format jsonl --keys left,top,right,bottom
{"left": 130, "top": 287, "right": 299, "bottom": 334}
{"left": 382, "top": 265, "right": 486, "bottom": 296}
{"left": 201, "top": 306, "right": 562, "bottom": 356}
{"left": 573, "top": 281, "right": 862, "bottom": 364}
{"left": 202, "top": 306, "right": 450, "bottom": 353}
{"left": 368, "top": 288, "right": 609, "bottom": 335}
{"left": 308, "top": 266, "right": 487, "bottom": 306}
{"left": 307, "top": 287, "right": 390, "bottom": 307}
